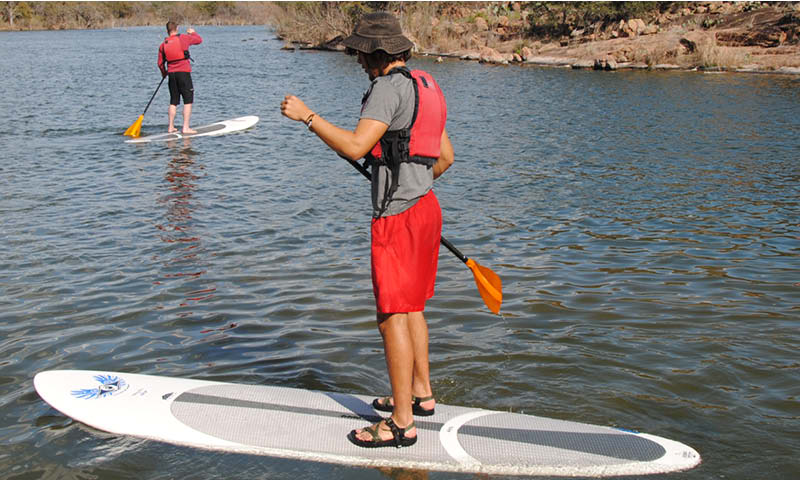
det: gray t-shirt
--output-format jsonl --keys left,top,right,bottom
{"left": 360, "top": 72, "right": 434, "bottom": 218}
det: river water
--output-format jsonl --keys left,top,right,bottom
{"left": 1, "top": 26, "right": 798, "bottom": 479}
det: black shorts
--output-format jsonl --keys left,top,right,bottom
{"left": 168, "top": 72, "right": 194, "bottom": 105}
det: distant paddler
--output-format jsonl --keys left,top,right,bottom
{"left": 158, "top": 21, "right": 202, "bottom": 134}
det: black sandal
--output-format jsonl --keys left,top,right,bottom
{"left": 372, "top": 395, "right": 435, "bottom": 417}
{"left": 348, "top": 417, "right": 417, "bottom": 448}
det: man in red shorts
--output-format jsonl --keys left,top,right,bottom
{"left": 280, "top": 12, "right": 454, "bottom": 448}
{"left": 158, "top": 21, "right": 202, "bottom": 134}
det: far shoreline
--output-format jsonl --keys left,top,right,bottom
{"left": 4, "top": 0, "right": 799, "bottom": 77}
{"left": 285, "top": 42, "right": 800, "bottom": 77}
{"left": 275, "top": 2, "right": 800, "bottom": 77}
{"left": 4, "top": 23, "right": 797, "bottom": 77}
{"left": 419, "top": 51, "right": 800, "bottom": 76}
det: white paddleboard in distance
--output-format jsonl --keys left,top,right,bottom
{"left": 125, "top": 115, "right": 258, "bottom": 143}
{"left": 34, "top": 370, "right": 701, "bottom": 477}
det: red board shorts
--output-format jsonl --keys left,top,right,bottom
{"left": 371, "top": 190, "right": 442, "bottom": 314}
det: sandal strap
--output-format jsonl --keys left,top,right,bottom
{"left": 384, "top": 417, "right": 402, "bottom": 445}
{"left": 412, "top": 394, "right": 434, "bottom": 404}
{"left": 384, "top": 417, "right": 415, "bottom": 447}
{"left": 362, "top": 423, "right": 381, "bottom": 441}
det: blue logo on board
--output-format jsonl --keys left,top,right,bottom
{"left": 70, "top": 374, "right": 129, "bottom": 399}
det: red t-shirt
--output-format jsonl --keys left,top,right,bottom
{"left": 158, "top": 32, "right": 202, "bottom": 74}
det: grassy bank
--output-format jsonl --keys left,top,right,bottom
{"left": 0, "top": 1, "right": 277, "bottom": 30}
{"left": 4, "top": 2, "right": 798, "bottom": 72}
{"left": 271, "top": 2, "right": 799, "bottom": 72}
{"left": 269, "top": 2, "right": 667, "bottom": 50}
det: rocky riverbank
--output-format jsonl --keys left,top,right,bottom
{"left": 280, "top": 2, "right": 800, "bottom": 75}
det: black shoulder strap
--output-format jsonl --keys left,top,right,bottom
{"left": 385, "top": 66, "right": 419, "bottom": 127}
{"left": 361, "top": 80, "right": 377, "bottom": 107}
{"left": 372, "top": 66, "right": 424, "bottom": 218}
{"left": 386, "top": 66, "right": 412, "bottom": 78}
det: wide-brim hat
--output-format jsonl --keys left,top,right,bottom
{"left": 342, "top": 12, "right": 414, "bottom": 55}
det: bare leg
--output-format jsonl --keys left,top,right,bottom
{"left": 376, "top": 311, "right": 436, "bottom": 412}
{"left": 407, "top": 311, "right": 435, "bottom": 410}
{"left": 354, "top": 312, "right": 417, "bottom": 441}
{"left": 168, "top": 105, "right": 178, "bottom": 133}
{"left": 182, "top": 104, "right": 196, "bottom": 134}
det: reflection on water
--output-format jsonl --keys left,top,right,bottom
{"left": 153, "top": 142, "right": 217, "bottom": 316}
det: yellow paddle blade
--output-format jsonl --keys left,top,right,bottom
{"left": 466, "top": 258, "right": 502, "bottom": 314}
{"left": 124, "top": 115, "right": 144, "bottom": 137}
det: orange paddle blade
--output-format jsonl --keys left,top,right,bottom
{"left": 466, "top": 258, "right": 502, "bottom": 314}
{"left": 124, "top": 115, "right": 144, "bottom": 137}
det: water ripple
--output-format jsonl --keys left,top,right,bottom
{"left": 1, "top": 25, "right": 799, "bottom": 480}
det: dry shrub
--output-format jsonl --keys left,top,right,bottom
{"left": 231, "top": 3, "right": 276, "bottom": 26}
{"left": 268, "top": 2, "right": 363, "bottom": 46}
{"left": 750, "top": 48, "right": 800, "bottom": 68}
{"left": 266, "top": 2, "right": 470, "bottom": 52}
{"left": 628, "top": 44, "right": 678, "bottom": 66}
{"left": 400, "top": 2, "right": 470, "bottom": 53}
{"left": 428, "top": 23, "right": 466, "bottom": 53}
{"left": 401, "top": 2, "right": 436, "bottom": 44}
{"left": 693, "top": 37, "right": 750, "bottom": 68}
{"left": 3, "top": 2, "right": 278, "bottom": 30}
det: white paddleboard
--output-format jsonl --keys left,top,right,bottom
{"left": 125, "top": 115, "right": 258, "bottom": 143}
{"left": 34, "top": 370, "right": 700, "bottom": 476}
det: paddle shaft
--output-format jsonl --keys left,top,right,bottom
{"left": 142, "top": 75, "right": 167, "bottom": 115}
{"left": 347, "top": 159, "right": 469, "bottom": 264}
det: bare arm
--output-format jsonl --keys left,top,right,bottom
{"left": 281, "top": 95, "right": 387, "bottom": 161}
{"left": 433, "top": 128, "right": 454, "bottom": 179}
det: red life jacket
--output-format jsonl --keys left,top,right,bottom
{"left": 162, "top": 35, "right": 190, "bottom": 66}
{"left": 365, "top": 67, "right": 447, "bottom": 216}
